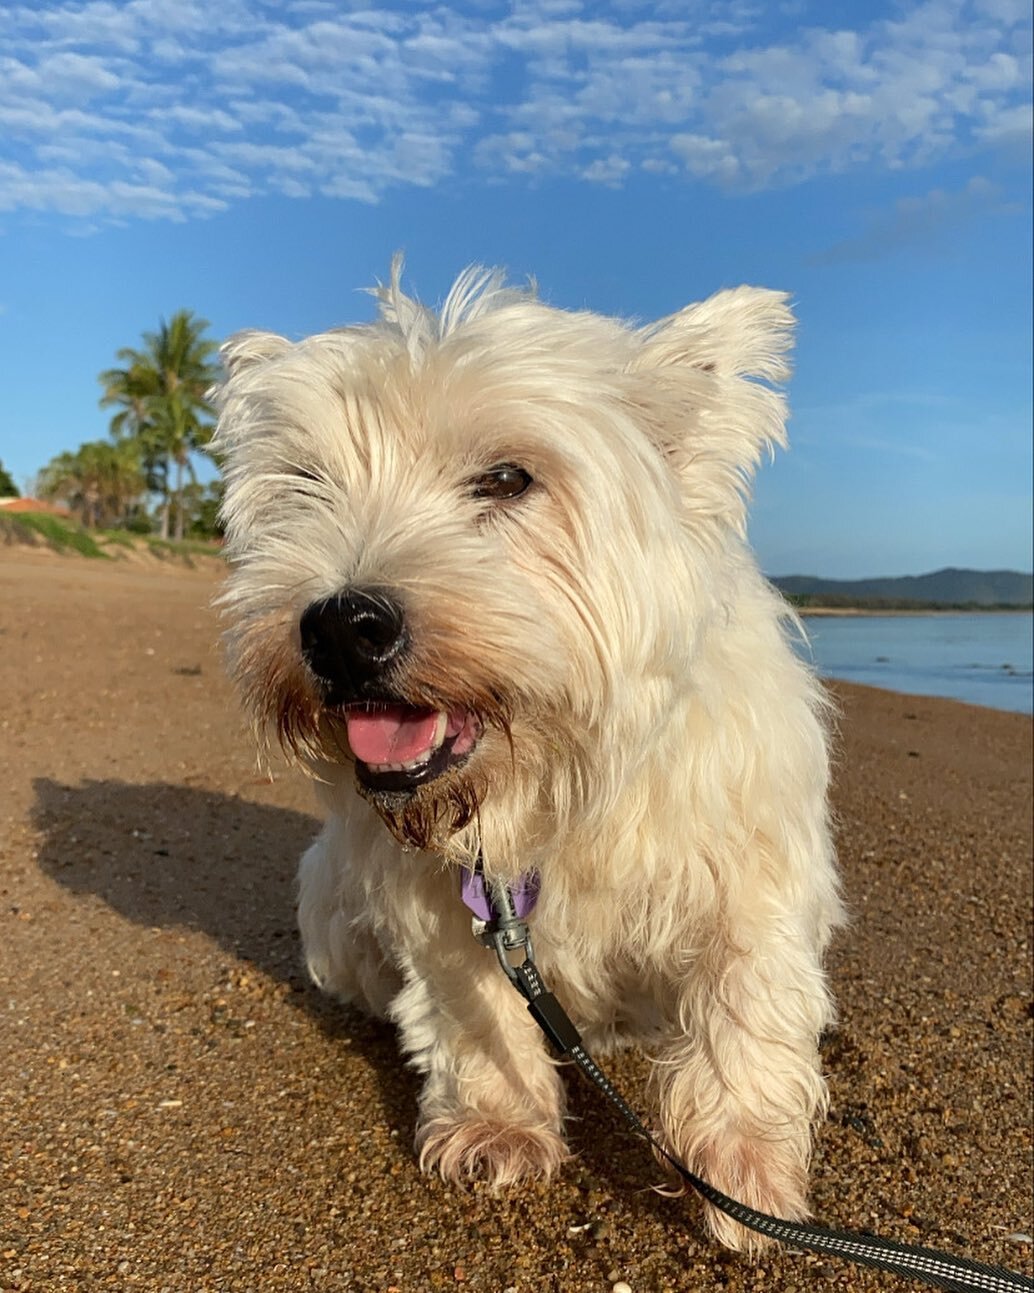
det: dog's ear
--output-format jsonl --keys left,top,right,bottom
{"left": 633, "top": 286, "right": 794, "bottom": 382}
{"left": 219, "top": 330, "right": 292, "bottom": 377}
{"left": 210, "top": 332, "right": 294, "bottom": 447}
{"left": 628, "top": 288, "right": 795, "bottom": 533}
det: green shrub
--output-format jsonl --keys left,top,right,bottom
{"left": 99, "top": 528, "right": 136, "bottom": 549}
{"left": 6, "top": 512, "right": 109, "bottom": 558}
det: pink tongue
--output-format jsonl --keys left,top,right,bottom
{"left": 345, "top": 705, "right": 441, "bottom": 765}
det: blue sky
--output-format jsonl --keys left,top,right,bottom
{"left": 0, "top": 0, "right": 1030, "bottom": 579}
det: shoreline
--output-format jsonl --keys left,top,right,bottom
{"left": 821, "top": 675, "right": 1033, "bottom": 718}
{"left": 799, "top": 608, "right": 1033, "bottom": 716}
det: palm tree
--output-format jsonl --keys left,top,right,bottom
{"left": 36, "top": 450, "right": 82, "bottom": 517}
{"left": 37, "top": 440, "right": 145, "bottom": 528}
{"left": 100, "top": 310, "right": 220, "bottom": 539}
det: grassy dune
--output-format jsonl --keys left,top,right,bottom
{"left": 0, "top": 510, "right": 222, "bottom": 567}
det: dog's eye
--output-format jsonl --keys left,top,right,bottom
{"left": 469, "top": 464, "right": 533, "bottom": 502}
{"left": 283, "top": 465, "right": 325, "bottom": 489}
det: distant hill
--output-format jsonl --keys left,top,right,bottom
{"left": 770, "top": 567, "right": 1033, "bottom": 608}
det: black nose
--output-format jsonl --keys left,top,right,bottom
{"left": 299, "top": 587, "right": 408, "bottom": 702}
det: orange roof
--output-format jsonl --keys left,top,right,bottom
{"left": 0, "top": 497, "right": 73, "bottom": 517}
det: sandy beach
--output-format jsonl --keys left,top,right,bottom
{"left": 1, "top": 551, "right": 1030, "bottom": 1293}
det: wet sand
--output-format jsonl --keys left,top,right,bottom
{"left": 1, "top": 551, "right": 1030, "bottom": 1292}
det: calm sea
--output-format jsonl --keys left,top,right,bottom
{"left": 797, "top": 612, "right": 1033, "bottom": 715}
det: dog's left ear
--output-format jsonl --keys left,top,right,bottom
{"left": 628, "top": 287, "right": 795, "bottom": 530}
{"left": 632, "top": 286, "right": 793, "bottom": 383}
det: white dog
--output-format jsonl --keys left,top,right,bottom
{"left": 214, "top": 261, "right": 842, "bottom": 1251}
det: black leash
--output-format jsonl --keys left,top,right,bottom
{"left": 473, "top": 876, "right": 1033, "bottom": 1293}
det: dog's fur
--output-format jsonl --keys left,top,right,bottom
{"left": 214, "top": 262, "right": 843, "bottom": 1251}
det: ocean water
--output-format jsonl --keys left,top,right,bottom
{"left": 797, "top": 612, "right": 1033, "bottom": 715}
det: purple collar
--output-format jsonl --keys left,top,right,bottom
{"left": 459, "top": 864, "right": 540, "bottom": 922}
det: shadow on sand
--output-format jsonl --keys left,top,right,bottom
{"left": 31, "top": 776, "right": 693, "bottom": 1215}
{"left": 31, "top": 776, "right": 421, "bottom": 1117}
{"left": 33, "top": 776, "right": 319, "bottom": 979}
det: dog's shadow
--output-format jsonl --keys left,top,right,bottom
{"left": 33, "top": 776, "right": 320, "bottom": 982}
{"left": 31, "top": 777, "right": 418, "bottom": 1122}
{"left": 31, "top": 776, "right": 670, "bottom": 1208}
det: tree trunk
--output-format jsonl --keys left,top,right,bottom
{"left": 174, "top": 456, "right": 185, "bottom": 541}
{"left": 161, "top": 450, "right": 173, "bottom": 540}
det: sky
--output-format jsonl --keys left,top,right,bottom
{"left": 0, "top": 0, "right": 1030, "bottom": 579}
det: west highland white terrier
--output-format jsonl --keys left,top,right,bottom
{"left": 214, "top": 262, "right": 842, "bottom": 1251}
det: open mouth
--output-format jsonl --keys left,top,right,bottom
{"left": 343, "top": 703, "right": 482, "bottom": 794}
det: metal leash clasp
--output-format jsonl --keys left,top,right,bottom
{"left": 478, "top": 880, "right": 535, "bottom": 983}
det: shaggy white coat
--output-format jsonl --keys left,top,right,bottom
{"left": 214, "top": 262, "right": 843, "bottom": 1251}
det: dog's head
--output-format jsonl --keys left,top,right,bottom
{"left": 214, "top": 261, "right": 793, "bottom": 857}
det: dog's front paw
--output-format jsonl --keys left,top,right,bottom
{"left": 690, "top": 1135, "right": 809, "bottom": 1254}
{"left": 417, "top": 1115, "right": 569, "bottom": 1189}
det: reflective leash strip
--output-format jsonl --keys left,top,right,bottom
{"left": 508, "top": 957, "right": 1033, "bottom": 1293}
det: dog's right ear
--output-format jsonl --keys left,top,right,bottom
{"left": 219, "top": 330, "right": 292, "bottom": 377}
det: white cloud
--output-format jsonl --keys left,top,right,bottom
{"left": 670, "top": 132, "right": 741, "bottom": 184}
{"left": 0, "top": 0, "right": 1029, "bottom": 226}
{"left": 581, "top": 154, "right": 631, "bottom": 183}
{"left": 0, "top": 158, "right": 227, "bottom": 221}
{"left": 161, "top": 106, "right": 244, "bottom": 135}
{"left": 36, "top": 51, "right": 121, "bottom": 98}
{"left": 976, "top": 100, "right": 1034, "bottom": 144}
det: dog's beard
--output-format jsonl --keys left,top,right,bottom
{"left": 357, "top": 765, "right": 486, "bottom": 852}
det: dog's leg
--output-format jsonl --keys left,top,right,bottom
{"left": 655, "top": 921, "right": 832, "bottom": 1253}
{"left": 392, "top": 955, "right": 569, "bottom": 1189}
{"left": 297, "top": 833, "right": 402, "bottom": 1019}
